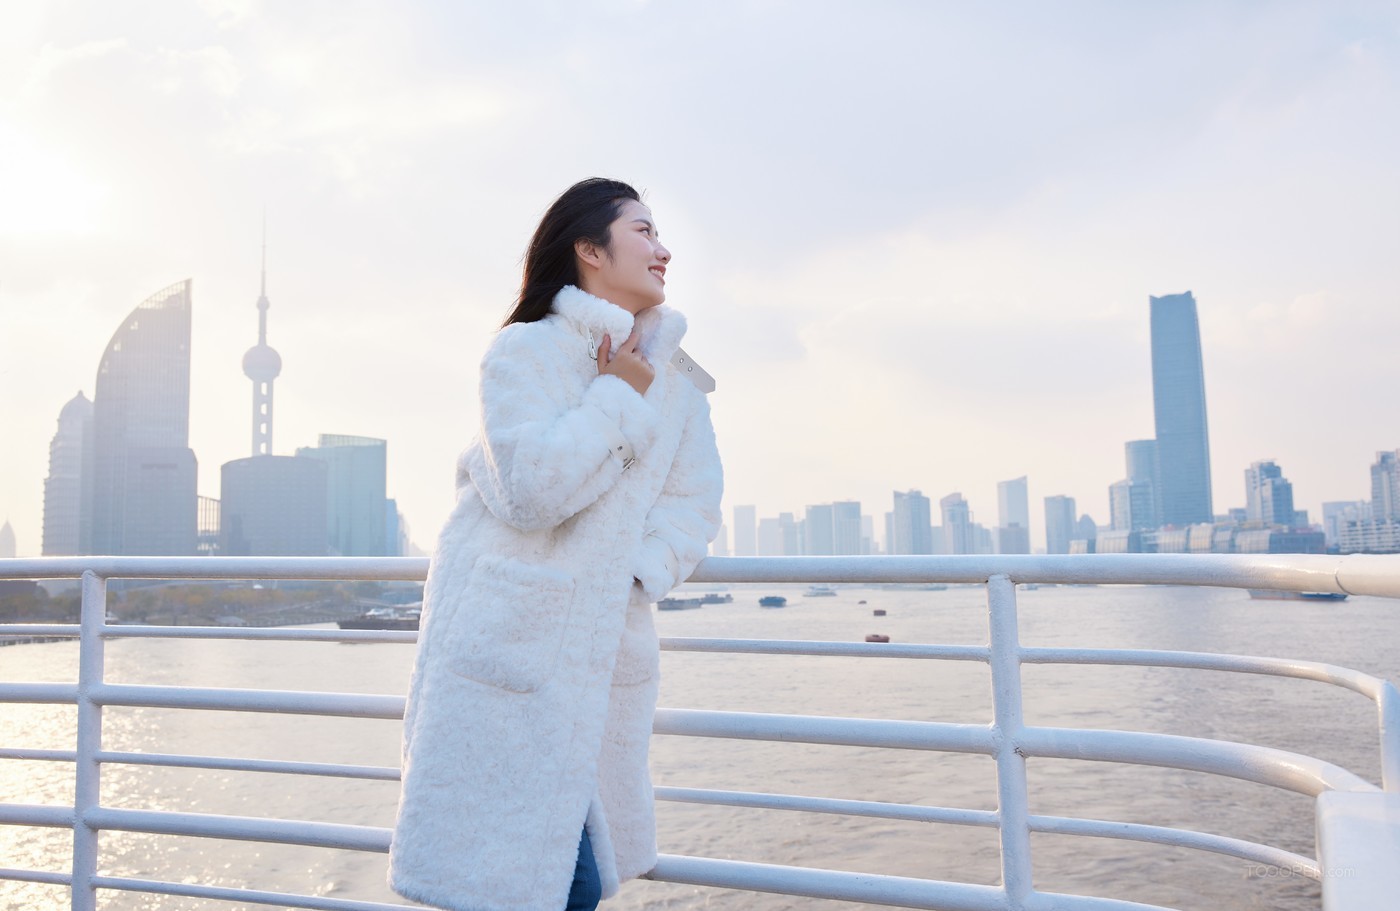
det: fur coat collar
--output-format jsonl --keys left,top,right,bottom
{"left": 549, "top": 284, "right": 688, "bottom": 365}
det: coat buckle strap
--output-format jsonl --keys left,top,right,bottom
{"left": 587, "top": 330, "right": 598, "bottom": 360}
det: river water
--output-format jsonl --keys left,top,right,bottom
{"left": 3, "top": 583, "right": 1396, "bottom": 911}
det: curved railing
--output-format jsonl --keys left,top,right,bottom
{"left": 1, "top": 553, "right": 1399, "bottom": 910}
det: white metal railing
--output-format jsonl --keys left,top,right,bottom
{"left": 2, "top": 553, "right": 1400, "bottom": 911}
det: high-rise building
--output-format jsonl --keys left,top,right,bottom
{"left": 1045, "top": 495, "right": 1077, "bottom": 555}
{"left": 43, "top": 391, "right": 94, "bottom": 556}
{"left": 296, "top": 434, "right": 388, "bottom": 556}
{"left": 996, "top": 524, "right": 1030, "bottom": 555}
{"left": 709, "top": 523, "right": 729, "bottom": 557}
{"left": 997, "top": 477, "right": 1029, "bottom": 529}
{"left": 1245, "top": 460, "right": 1295, "bottom": 527}
{"left": 995, "top": 476, "right": 1031, "bottom": 554}
{"left": 91, "top": 280, "right": 198, "bottom": 556}
{"left": 889, "top": 490, "right": 934, "bottom": 555}
{"left": 732, "top": 505, "right": 757, "bottom": 556}
{"left": 385, "top": 498, "right": 408, "bottom": 558}
{"left": 778, "top": 512, "right": 800, "bottom": 556}
{"left": 1109, "top": 479, "right": 1156, "bottom": 532}
{"left": 1072, "top": 514, "right": 1099, "bottom": 553}
{"left": 197, "top": 496, "right": 221, "bottom": 557}
{"left": 940, "top": 493, "right": 973, "bottom": 555}
{"left": 1124, "top": 439, "right": 1160, "bottom": 529}
{"left": 1125, "top": 440, "right": 1158, "bottom": 485}
{"left": 1373, "top": 451, "right": 1400, "bottom": 522}
{"left": 1323, "top": 501, "right": 1369, "bottom": 550}
{"left": 757, "top": 517, "right": 782, "bottom": 556}
{"left": 832, "top": 501, "right": 862, "bottom": 555}
{"left": 0, "top": 520, "right": 15, "bottom": 558}
{"left": 804, "top": 504, "right": 835, "bottom": 555}
{"left": 1150, "top": 291, "right": 1213, "bottom": 526}
{"left": 221, "top": 456, "right": 329, "bottom": 556}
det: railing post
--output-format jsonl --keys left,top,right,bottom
{"left": 1378, "top": 680, "right": 1400, "bottom": 792}
{"left": 72, "top": 570, "right": 107, "bottom": 911}
{"left": 987, "top": 574, "right": 1033, "bottom": 907}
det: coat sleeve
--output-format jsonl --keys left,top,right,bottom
{"left": 632, "top": 389, "right": 724, "bottom": 600}
{"left": 462, "top": 326, "right": 661, "bottom": 532}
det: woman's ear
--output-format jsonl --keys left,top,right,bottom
{"left": 574, "top": 238, "right": 603, "bottom": 273}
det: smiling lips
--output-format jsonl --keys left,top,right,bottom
{"left": 649, "top": 265, "right": 666, "bottom": 283}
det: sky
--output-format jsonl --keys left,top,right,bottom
{"left": 2, "top": 0, "right": 1398, "bottom": 557}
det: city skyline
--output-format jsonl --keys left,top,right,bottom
{"left": 4, "top": 3, "right": 1400, "bottom": 556}
{"left": 11, "top": 273, "right": 1399, "bottom": 557}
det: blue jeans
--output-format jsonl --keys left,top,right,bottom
{"left": 565, "top": 826, "right": 601, "bottom": 910}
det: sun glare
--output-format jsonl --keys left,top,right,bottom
{"left": 0, "top": 124, "right": 107, "bottom": 236}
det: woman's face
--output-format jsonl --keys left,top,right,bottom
{"left": 578, "top": 198, "right": 671, "bottom": 315}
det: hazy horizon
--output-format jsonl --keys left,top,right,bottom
{"left": 3, "top": 2, "right": 1398, "bottom": 557}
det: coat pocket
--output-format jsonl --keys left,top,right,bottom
{"left": 612, "top": 595, "right": 660, "bottom": 687}
{"left": 441, "top": 553, "right": 576, "bottom": 693}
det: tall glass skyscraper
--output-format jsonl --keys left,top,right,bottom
{"left": 940, "top": 492, "right": 973, "bottom": 555}
{"left": 91, "top": 280, "right": 198, "bottom": 555}
{"left": 1044, "top": 495, "right": 1077, "bottom": 555}
{"left": 43, "top": 391, "right": 94, "bottom": 555}
{"left": 889, "top": 489, "right": 933, "bottom": 555}
{"left": 296, "top": 434, "right": 388, "bottom": 556}
{"left": 1150, "top": 291, "right": 1213, "bottom": 527}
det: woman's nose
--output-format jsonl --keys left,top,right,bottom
{"left": 656, "top": 243, "right": 671, "bottom": 263}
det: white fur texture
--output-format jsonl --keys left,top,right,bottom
{"left": 389, "top": 286, "right": 723, "bottom": 911}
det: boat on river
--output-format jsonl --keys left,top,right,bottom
{"left": 657, "top": 596, "right": 703, "bottom": 610}
{"left": 336, "top": 604, "right": 420, "bottom": 630}
{"left": 1247, "top": 589, "right": 1348, "bottom": 602}
{"left": 758, "top": 595, "right": 787, "bottom": 607}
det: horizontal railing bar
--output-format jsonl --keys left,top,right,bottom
{"left": 92, "top": 683, "right": 405, "bottom": 719}
{"left": 1020, "top": 726, "right": 1378, "bottom": 796}
{"left": 104, "top": 624, "right": 418, "bottom": 643}
{"left": 651, "top": 787, "right": 1321, "bottom": 878}
{"left": 95, "top": 750, "right": 401, "bottom": 781}
{"left": 1021, "top": 894, "right": 1180, "bottom": 911}
{"left": 686, "top": 554, "right": 1400, "bottom": 597}
{"left": 648, "top": 853, "right": 1013, "bottom": 910}
{"left": 653, "top": 708, "right": 997, "bottom": 753}
{"left": 0, "top": 804, "right": 75, "bottom": 828}
{"left": 89, "top": 876, "right": 420, "bottom": 911}
{"left": 0, "top": 556, "right": 429, "bottom": 581}
{"left": 0, "top": 867, "right": 70, "bottom": 886}
{"left": 1025, "top": 814, "right": 1320, "bottom": 878}
{"left": 654, "top": 786, "right": 999, "bottom": 827}
{"left": 4, "top": 553, "right": 1400, "bottom": 598}
{"left": 1022, "top": 647, "right": 1386, "bottom": 700}
{"left": 0, "top": 748, "right": 76, "bottom": 762}
{"left": 660, "top": 637, "right": 990, "bottom": 661}
{"left": 650, "top": 855, "right": 1178, "bottom": 911}
{"left": 0, "top": 682, "right": 78, "bottom": 703}
{"left": 83, "top": 806, "right": 390, "bottom": 852}
{"left": 0, "top": 624, "right": 78, "bottom": 636}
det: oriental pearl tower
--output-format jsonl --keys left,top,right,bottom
{"left": 242, "top": 225, "right": 283, "bottom": 456}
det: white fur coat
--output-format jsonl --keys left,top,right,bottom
{"left": 389, "top": 285, "right": 724, "bottom": 911}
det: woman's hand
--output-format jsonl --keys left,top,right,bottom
{"left": 597, "top": 327, "right": 654, "bottom": 395}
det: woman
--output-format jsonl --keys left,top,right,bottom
{"left": 389, "top": 178, "right": 724, "bottom": 911}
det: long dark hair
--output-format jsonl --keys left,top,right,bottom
{"left": 502, "top": 178, "right": 642, "bottom": 327}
